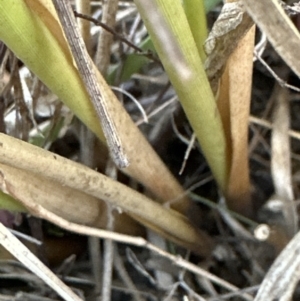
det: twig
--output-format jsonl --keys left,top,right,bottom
{"left": 0, "top": 186, "right": 251, "bottom": 299}
{"left": 74, "top": 11, "right": 160, "bottom": 63}
{"left": 102, "top": 161, "right": 117, "bottom": 301}
{"left": 79, "top": 124, "right": 102, "bottom": 292}
{"left": 180, "top": 279, "right": 207, "bottom": 301}
{"left": 9, "top": 229, "right": 41, "bottom": 246}
{"left": 0, "top": 168, "right": 249, "bottom": 297}
{"left": 126, "top": 248, "right": 157, "bottom": 285}
{"left": 179, "top": 133, "right": 196, "bottom": 175}
{"left": 254, "top": 51, "right": 300, "bottom": 93}
{"left": 111, "top": 86, "right": 148, "bottom": 123}
{"left": 249, "top": 116, "right": 300, "bottom": 141}
{"left": 88, "top": 236, "right": 102, "bottom": 292}
{"left": 102, "top": 205, "right": 115, "bottom": 301}
{"left": 52, "top": 0, "right": 128, "bottom": 168}
{"left": 136, "top": 96, "right": 177, "bottom": 126}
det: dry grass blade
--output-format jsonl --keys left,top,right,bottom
{"left": 94, "top": 0, "right": 118, "bottom": 74}
{"left": 75, "top": 0, "right": 91, "bottom": 51}
{"left": 0, "top": 162, "right": 141, "bottom": 235}
{"left": 223, "top": 25, "right": 255, "bottom": 216}
{"left": 52, "top": 0, "right": 129, "bottom": 168}
{"left": 0, "top": 133, "right": 213, "bottom": 255}
{"left": 254, "top": 230, "right": 300, "bottom": 301}
{"left": 0, "top": 223, "right": 83, "bottom": 301}
{"left": 0, "top": 163, "right": 103, "bottom": 226}
{"left": 242, "top": 0, "right": 300, "bottom": 78}
{"left": 271, "top": 84, "right": 297, "bottom": 238}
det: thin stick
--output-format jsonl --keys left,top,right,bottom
{"left": 101, "top": 204, "right": 115, "bottom": 301}
{"left": 249, "top": 116, "right": 300, "bottom": 141}
{"left": 101, "top": 161, "right": 117, "bottom": 301}
{"left": 79, "top": 124, "right": 102, "bottom": 292}
{"left": 74, "top": 11, "right": 159, "bottom": 63}
{"left": 2, "top": 182, "right": 251, "bottom": 299}
{"left": 52, "top": 0, "right": 128, "bottom": 168}
{"left": 0, "top": 161, "right": 242, "bottom": 295}
{"left": 254, "top": 51, "right": 300, "bottom": 93}
{"left": 179, "top": 133, "right": 196, "bottom": 175}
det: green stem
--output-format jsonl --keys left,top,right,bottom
{"left": 0, "top": 191, "right": 26, "bottom": 212}
{"left": 183, "top": 0, "right": 207, "bottom": 61}
{"left": 134, "top": 0, "right": 228, "bottom": 191}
